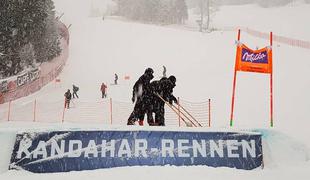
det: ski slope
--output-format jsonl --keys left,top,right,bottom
{"left": 1, "top": 1, "right": 310, "bottom": 180}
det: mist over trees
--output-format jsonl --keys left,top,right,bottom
{"left": 0, "top": 0, "right": 61, "bottom": 78}
{"left": 114, "top": 0, "right": 188, "bottom": 24}
{"left": 187, "top": 0, "right": 309, "bottom": 8}
{"left": 216, "top": 0, "right": 308, "bottom": 7}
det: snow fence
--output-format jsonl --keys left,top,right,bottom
{"left": 9, "top": 130, "right": 263, "bottom": 173}
{"left": 0, "top": 98, "right": 211, "bottom": 127}
{"left": 0, "top": 22, "right": 69, "bottom": 104}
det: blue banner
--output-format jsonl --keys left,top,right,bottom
{"left": 10, "top": 130, "right": 263, "bottom": 173}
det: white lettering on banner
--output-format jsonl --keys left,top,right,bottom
{"left": 85, "top": 140, "right": 98, "bottom": 157}
{"left": 178, "top": 139, "right": 190, "bottom": 157}
{"left": 101, "top": 140, "right": 115, "bottom": 157}
{"left": 17, "top": 73, "right": 29, "bottom": 87}
{"left": 33, "top": 141, "right": 47, "bottom": 159}
{"left": 135, "top": 139, "right": 148, "bottom": 157}
{"left": 68, "top": 140, "right": 82, "bottom": 157}
{"left": 210, "top": 140, "right": 224, "bottom": 158}
{"left": 17, "top": 138, "right": 258, "bottom": 159}
{"left": 227, "top": 140, "right": 239, "bottom": 158}
{"left": 16, "top": 68, "right": 40, "bottom": 87}
{"left": 51, "top": 140, "right": 65, "bottom": 157}
{"left": 162, "top": 139, "right": 175, "bottom": 157}
{"left": 118, "top": 139, "right": 131, "bottom": 157}
{"left": 242, "top": 52, "right": 266, "bottom": 63}
{"left": 242, "top": 140, "right": 256, "bottom": 158}
{"left": 17, "top": 139, "right": 32, "bottom": 159}
{"left": 192, "top": 140, "right": 206, "bottom": 157}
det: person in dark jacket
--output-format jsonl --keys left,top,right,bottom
{"left": 150, "top": 75, "right": 177, "bottom": 126}
{"left": 114, "top": 73, "right": 118, "bottom": 85}
{"left": 64, "top": 89, "right": 72, "bottom": 109}
{"left": 127, "top": 68, "right": 154, "bottom": 126}
{"left": 72, "top": 84, "right": 79, "bottom": 98}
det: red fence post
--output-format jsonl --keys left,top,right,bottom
{"left": 33, "top": 99, "right": 37, "bottom": 122}
{"left": 110, "top": 98, "right": 113, "bottom": 125}
{"left": 62, "top": 98, "right": 66, "bottom": 123}
{"left": 208, "top": 99, "right": 211, "bottom": 127}
{"left": 7, "top": 101, "right": 11, "bottom": 122}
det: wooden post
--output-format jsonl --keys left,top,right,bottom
{"left": 7, "top": 101, "right": 11, "bottom": 122}
{"left": 208, "top": 99, "right": 211, "bottom": 127}
{"left": 33, "top": 99, "right": 37, "bottom": 122}
{"left": 110, "top": 98, "right": 113, "bottom": 125}
{"left": 178, "top": 97, "right": 181, "bottom": 127}
{"left": 230, "top": 29, "right": 241, "bottom": 127}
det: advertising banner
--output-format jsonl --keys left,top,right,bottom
{"left": 16, "top": 68, "right": 40, "bottom": 87}
{"left": 0, "top": 80, "right": 8, "bottom": 93}
{"left": 10, "top": 130, "right": 263, "bottom": 173}
{"left": 235, "top": 44, "right": 272, "bottom": 74}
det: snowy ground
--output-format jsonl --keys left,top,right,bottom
{"left": 1, "top": 1, "right": 310, "bottom": 180}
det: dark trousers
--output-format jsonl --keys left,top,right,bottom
{"left": 102, "top": 91, "right": 106, "bottom": 98}
{"left": 154, "top": 102, "right": 165, "bottom": 126}
{"left": 127, "top": 98, "right": 154, "bottom": 125}
{"left": 65, "top": 99, "right": 70, "bottom": 109}
{"left": 73, "top": 91, "right": 79, "bottom": 98}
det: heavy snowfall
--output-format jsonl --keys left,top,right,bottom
{"left": 0, "top": 0, "right": 310, "bottom": 179}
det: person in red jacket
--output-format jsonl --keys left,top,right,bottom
{"left": 100, "top": 83, "right": 107, "bottom": 98}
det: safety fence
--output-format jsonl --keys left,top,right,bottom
{"left": 0, "top": 22, "right": 70, "bottom": 104}
{"left": 0, "top": 98, "right": 211, "bottom": 127}
{"left": 219, "top": 26, "right": 310, "bottom": 50}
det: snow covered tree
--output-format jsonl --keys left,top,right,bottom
{"left": 257, "top": 0, "right": 292, "bottom": 7}
{"left": 114, "top": 0, "right": 188, "bottom": 24}
{"left": 191, "top": 0, "right": 218, "bottom": 32}
{"left": 0, "top": 0, "right": 61, "bottom": 78}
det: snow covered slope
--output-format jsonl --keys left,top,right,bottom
{"left": 0, "top": 2, "right": 310, "bottom": 180}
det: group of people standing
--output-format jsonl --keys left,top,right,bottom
{"left": 63, "top": 67, "right": 175, "bottom": 127}
{"left": 127, "top": 67, "right": 177, "bottom": 126}
{"left": 64, "top": 84, "right": 79, "bottom": 109}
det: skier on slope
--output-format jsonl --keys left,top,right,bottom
{"left": 150, "top": 75, "right": 177, "bottom": 126}
{"left": 127, "top": 68, "right": 154, "bottom": 126}
{"left": 114, "top": 73, "right": 118, "bottom": 85}
{"left": 72, "top": 84, "right": 79, "bottom": 98}
{"left": 64, "top": 89, "right": 72, "bottom": 109}
{"left": 100, "top": 82, "right": 107, "bottom": 98}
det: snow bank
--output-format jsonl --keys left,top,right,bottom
{"left": 0, "top": 130, "right": 17, "bottom": 173}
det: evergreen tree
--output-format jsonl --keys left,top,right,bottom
{"left": 0, "top": 0, "right": 61, "bottom": 78}
{"left": 115, "top": 0, "right": 188, "bottom": 24}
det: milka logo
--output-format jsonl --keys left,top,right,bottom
{"left": 242, "top": 50, "right": 267, "bottom": 63}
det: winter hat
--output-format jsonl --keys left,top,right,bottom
{"left": 168, "top": 75, "right": 176, "bottom": 84}
{"left": 145, "top": 68, "right": 154, "bottom": 75}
